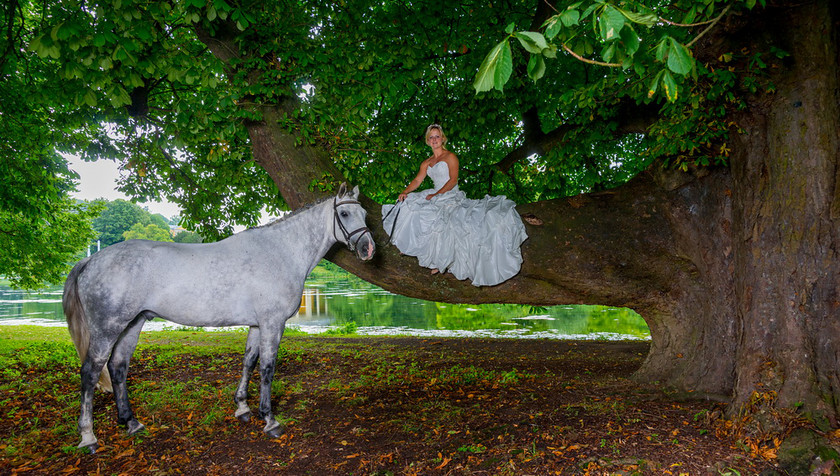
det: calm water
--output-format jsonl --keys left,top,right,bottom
{"left": 0, "top": 273, "right": 649, "bottom": 340}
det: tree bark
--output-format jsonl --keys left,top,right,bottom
{"left": 728, "top": 0, "right": 840, "bottom": 427}
{"left": 196, "top": 0, "right": 840, "bottom": 430}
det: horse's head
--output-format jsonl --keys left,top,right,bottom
{"left": 333, "top": 183, "right": 375, "bottom": 261}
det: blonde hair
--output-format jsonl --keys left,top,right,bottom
{"left": 425, "top": 124, "right": 447, "bottom": 147}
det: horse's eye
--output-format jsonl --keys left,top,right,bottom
{"left": 340, "top": 211, "right": 349, "bottom": 218}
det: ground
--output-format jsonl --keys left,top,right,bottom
{"left": 0, "top": 332, "right": 791, "bottom": 474}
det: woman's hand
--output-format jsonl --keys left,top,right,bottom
{"left": 425, "top": 192, "right": 436, "bottom": 201}
{"left": 398, "top": 192, "right": 408, "bottom": 201}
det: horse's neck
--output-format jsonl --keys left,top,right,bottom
{"left": 261, "top": 200, "right": 335, "bottom": 273}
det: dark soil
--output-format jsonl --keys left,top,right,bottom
{"left": 2, "top": 336, "right": 785, "bottom": 475}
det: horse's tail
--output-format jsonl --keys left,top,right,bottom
{"left": 63, "top": 258, "right": 113, "bottom": 393}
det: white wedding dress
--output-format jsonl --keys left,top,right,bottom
{"left": 382, "top": 161, "right": 527, "bottom": 286}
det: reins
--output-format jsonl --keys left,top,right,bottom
{"left": 381, "top": 200, "right": 402, "bottom": 245}
{"left": 333, "top": 197, "right": 372, "bottom": 251}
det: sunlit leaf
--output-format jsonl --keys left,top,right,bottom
{"left": 473, "top": 39, "right": 512, "bottom": 93}
{"left": 514, "top": 31, "right": 548, "bottom": 54}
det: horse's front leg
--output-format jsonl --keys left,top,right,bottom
{"left": 258, "top": 320, "right": 287, "bottom": 438}
{"left": 234, "top": 327, "right": 260, "bottom": 422}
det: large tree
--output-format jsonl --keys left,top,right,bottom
{"left": 3, "top": 0, "right": 839, "bottom": 461}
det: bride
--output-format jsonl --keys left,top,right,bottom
{"left": 382, "top": 124, "right": 527, "bottom": 287}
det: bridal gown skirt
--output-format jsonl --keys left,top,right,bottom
{"left": 382, "top": 187, "right": 527, "bottom": 287}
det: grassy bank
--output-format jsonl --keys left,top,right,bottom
{"left": 0, "top": 325, "right": 777, "bottom": 474}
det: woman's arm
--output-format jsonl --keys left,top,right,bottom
{"left": 398, "top": 159, "right": 430, "bottom": 201}
{"left": 425, "top": 153, "right": 459, "bottom": 200}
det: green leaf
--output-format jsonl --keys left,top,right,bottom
{"left": 514, "top": 31, "right": 548, "bottom": 54}
{"left": 648, "top": 70, "right": 664, "bottom": 98}
{"left": 527, "top": 54, "right": 546, "bottom": 82}
{"left": 599, "top": 5, "right": 625, "bottom": 41}
{"left": 602, "top": 43, "right": 616, "bottom": 63}
{"left": 581, "top": 2, "right": 600, "bottom": 20}
{"left": 505, "top": 22, "right": 516, "bottom": 34}
{"left": 667, "top": 38, "right": 693, "bottom": 75}
{"left": 618, "top": 8, "right": 659, "bottom": 26}
{"left": 494, "top": 41, "right": 513, "bottom": 91}
{"left": 655, "top": 36, "right": 669, "bottom": 62}
{"left": 542, "top": 15, "right": 563, "bottom": 40}
{"left": 620, "top": 26, "right": 640, "bottom": 56}
{"left": 28, "top": 35, "right": 46, "bottom": 57}
{"left": 473, "top": 39, "right": 512, "bottom": 93}
{"left": 682, "top": 5, "right": 698, "bottom": 25}
{"left": 662, "top": 70, "right": 678, "bottom": 101}
{"left": 560, "top": 9, "right": 580, "bottom": 27}
{"left": 83, "top": 90, "right": 97, "bottom": 107}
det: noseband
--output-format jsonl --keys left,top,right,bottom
{"left": 333, "top": 198, "right": 372, "bottom": 252}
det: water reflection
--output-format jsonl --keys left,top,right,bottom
{"left": 294, "top": 275, "right": 649, "bottom": 340}
{"left": 0, "top": 275, "right": 650, "bottom": 340}
{"left": 0, "top": 286, "right": 64, "bottom": 323}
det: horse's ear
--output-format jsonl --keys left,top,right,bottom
{"left": 351, "top": 185, "right": 359, "bottom": 198}
{"left": 337, "top": 182, "right": 348, "bottom": 197}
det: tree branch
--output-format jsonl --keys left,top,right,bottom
{"left": 494, "top": 99, "right": 661, "bottom": 174}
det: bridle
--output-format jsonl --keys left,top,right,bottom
{"left": 333, "top": 197, "right": 372, "bottom": 252}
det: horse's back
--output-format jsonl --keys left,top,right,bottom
{"left": 73, "top": 238, "right": 305, "bottom": 327}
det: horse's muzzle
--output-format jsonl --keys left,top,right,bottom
{"left": 356, "top": 234, "right": 375, "bottom": 261}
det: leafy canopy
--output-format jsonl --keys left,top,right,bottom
{"left": 2, "top": 0, "right": 779, "bottom": 287}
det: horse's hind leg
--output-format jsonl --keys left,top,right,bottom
{"left": 77, "top": 334, "right": 118, "bottom": 452}
{"left": 108, "top": 314, "right": 146, "bottom": 436}
{"left": 258, "top": 320, "right": 287, "bottom": 438}
{"left": 234, "top": 327, "right": 260, "bottom": 422}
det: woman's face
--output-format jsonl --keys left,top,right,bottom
{"left": 426, "top": 128, "right": 444, "bottom": 149}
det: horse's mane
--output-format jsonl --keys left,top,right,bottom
{"left": 248, "top": 195, "right": 333, "bottom": 231}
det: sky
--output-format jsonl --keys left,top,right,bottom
{"left": 66, "top": 156, "right": 182, "bottom": 219}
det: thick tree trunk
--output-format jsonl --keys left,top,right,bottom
{"left": 197, "top": 0, "right": 840, "bottom": 432}
{"left": 728, "top": 0, "right": 840, "bottom": 427}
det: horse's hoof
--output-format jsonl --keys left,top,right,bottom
{"left": 127, "top": 420, "right": 145, "bottom": 435}
{"left": 235, "top": 406, "right": 251, "bottom": 423}
{"left": 79, "top": 442, "right": 99, "bottom": 454}
{"left": 266, "top": 426, "right": 284, "bottom": 438}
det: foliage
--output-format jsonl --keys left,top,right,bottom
{"left": 123, "top": 222, "right": 174, "bottom": 242}
{"left": 474, "top": 0, "right": 761, "bottom": 100}
{"left": 2, "top": 0, "right": 784, "bottom": 264}
{"left": 92, "top": 199, "right": 152, "bottom": 246}
{"left": 149, "top": 213, "right": 170, "bottom": 230}
{"left": 173, "top": 230, "right": 203, "bottom": 243}
{"left": 0, "top": 196, "right": 100, "bottom": 288}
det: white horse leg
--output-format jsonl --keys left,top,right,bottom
{"left": 258, "top": 321, "right": 287, "bottom": 438}
{"left": 234, "top": 326, "right": 260, "bottom": 422}
{"left": 108, "top": 315, "right": 146, "bottom": 435}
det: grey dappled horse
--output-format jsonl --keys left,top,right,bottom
{"left": 63, "top": 184, "right": 374, "bottom": 452}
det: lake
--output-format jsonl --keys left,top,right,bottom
{"left": 0, "top": 270, "right": 649, "bottom": 340}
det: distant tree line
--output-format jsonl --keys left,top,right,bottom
{"left": 92, "top": 199, "right": 202, "bottom": 247}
